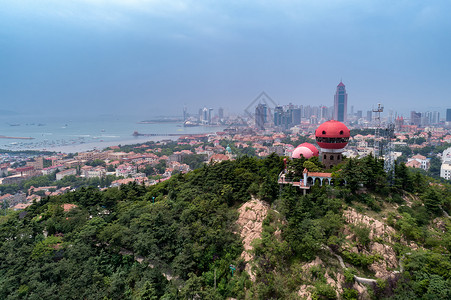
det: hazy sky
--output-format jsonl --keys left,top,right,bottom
{"left": 1, "top": 0, "right": 450, "bottom": 118}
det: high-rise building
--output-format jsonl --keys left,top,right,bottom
{"left": 274, "top": 106, "right": 291, "bottom": 130}
{"left": 183, "top": 106, "right": 188, "bottom": 121}
{"left": 286, "top": 103, "right": 301, "bottom": 126}
{"left": 410, "top": 111, "right": 421, "bottom": 126}
{"left": 255, "top": 103, "right": 267, "bottom": 130}
{"left": 291, "top": 107, "right": 302, "bottom": 125}
{"left": 320, "top": 106, "right": 328, "bottom": 120}
{"left": 218, "top": 107, "right": 224, "bottom": 119}
{"left": 433, "top": 111, "right": 440, "bottom": 124}
{"left": 274, "top": 106, "right": 284, "bottom": 128}
{"left": 198, "top": 108, "right": 203, "bottom": 122}
{"left": 201, "top": 107, "right": 209, "bottom": 124}
{"left": 446, "top": 109, "right": 451, "bottom": 122}
{"left": 424, "top": 111, "right": 440, "bottom": 125}
{"left": 334, "top": 82, "right": 347, "bottom": 122}
{"left": 367, "top": 111, "right": 372, "bottom": 122}
{"left": 208, "top": 108, "right": 213, "bottom": 125}
{"left": 356, "top": 110, "right": 363, "bottom": 119}
{"left": 273, "top": 104, "right": 302, "bottom": 130}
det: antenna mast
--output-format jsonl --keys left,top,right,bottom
{"left": 384, "top": 123, "right": 395, "bottom": 183}
{"left": 372, "top": 103, "right": 384, "bottom": 158}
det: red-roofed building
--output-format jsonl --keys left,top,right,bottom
{"left": 13, "top": 203, "right": 32, "bottom": 210}
{"left": 407, "top": 154, "right": 430, "bottom": 170}
{"left": 62, "top": 204, "right": 78, "bottom": 212}
{"left": 14, "top": 166, "right": 35, "bottom": 176}
{"left": 406, "top": 160, "right": 421, "bottom": 169}
{"left": 209, "top": 154, "right": 230, "bottom": 163}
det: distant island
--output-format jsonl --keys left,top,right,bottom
{"left": 138, "top": 116, "right": 183, "bottom": 124}
{"left": 0, "top": 135, "right": 34, "bottom": 140}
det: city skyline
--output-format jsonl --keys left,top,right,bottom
{"left": 1, "top": 1, "right": 451, "bottom": 118}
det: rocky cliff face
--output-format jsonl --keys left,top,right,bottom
{"left": 237, "top": 191, "right": 449, "bottom": 300}
{"left": 236, "top": 198, "right": 269, "bottom": 281}
{"left": 343, "top": 208, "right": 399, "bottom": 279}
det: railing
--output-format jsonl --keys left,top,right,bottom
{"left": 278, "top": 174, "right": 307, "bottom": 188}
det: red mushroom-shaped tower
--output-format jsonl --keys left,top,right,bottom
{"left": 292, "top": 143, "right": 319, "bottom": 159}
{"left": 315, "top": 120, "right": 350, "bottom": 168}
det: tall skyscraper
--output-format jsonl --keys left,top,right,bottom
{"left": 183, "top": 106, "right": 188, "bottom": 121}
{"left": 356, "top": 110, "right": 363, "bottom": 119}
{"left": 291, "top": 107, "right": 302, "bottom": 125}
{"left": 320, "top": 106, "right": 328, "bottom": 120}
{"left": 424, "top": 111, "right": 440, "bottom": 125}
{"left": 274, "top": 106, "right": 284, "bottom": 128}
{"left": 208, "top": 108, "right": 213, "bottom": 124}
{"left": 273, "top": 104, "right": 301, "bottom": 130}
{"left": 334, "top": 82, "right": 347, "bottom": 122}
{"left": 201, "top": 107, "right": 208, "bottom": 124}
{"left": 255, "top": 103, "right": 267, "bottom": 130}
{"left": 410, "top": 111, "right": 421, "bottom": 126}
{"left": 447, "top": 109, "right": 451, "bottom": 122}
{"left": 367, "top": 110, "right": 372, "bottom": 122}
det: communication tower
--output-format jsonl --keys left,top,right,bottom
{"left": 384, "top": 123, "right": 396, "bottom": 183}
{"left": 372, "top": 103, "right": 384, "bottom": 158}
{"left": 372, "top": 103, "right": 396, "bottom": 184}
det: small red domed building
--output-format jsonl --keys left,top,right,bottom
{"left": 315, "top": 120, "right": 350, "bottom": 169}
{"left": 291, "top": 142, "right": 319, "bottom": 159}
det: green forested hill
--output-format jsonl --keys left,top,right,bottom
{"left": 0, "top": 154, "right": 450, "bottom": 299}
{"left": 0, "top": 155, "right": 282, "bottom": 299}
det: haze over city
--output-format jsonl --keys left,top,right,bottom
{"left": 1, "top": 0, "right": 450, "bottom": 117}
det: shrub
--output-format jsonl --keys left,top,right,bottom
{"left": 313, "top": 283, "right": 337, "bottom": 299}
{"left": 342, "top": 251, "right": 382, "bottom": 267}
{"left": 352, "top": 223, "right": 371, "bottom": 248}
{"left": 343, "top": 268, "right": 356, "bottom": 283}
{"left": 342, "top": 288, "right": 359, "bottom": 300}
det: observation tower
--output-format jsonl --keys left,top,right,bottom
{"left": 315, "top": 120, "right": 350, "bottom": 169}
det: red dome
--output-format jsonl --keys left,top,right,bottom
{"left": 315, "top": 120, "right": 350, "bottom": 149}
{"left": 292, "top": 143, "right": 319, "bottom": 159}
{"left": 299, "top": 142, "right": 319, "bottom": 156}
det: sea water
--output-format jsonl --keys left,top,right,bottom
{"left": 0, "top": 114, "right": 224, "bottom": 153}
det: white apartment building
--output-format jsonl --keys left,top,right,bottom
{"left": 440, "top": 147, "right": 451, "bottom": 180}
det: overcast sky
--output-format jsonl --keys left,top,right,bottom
{"left": 1, "top": 0, "right": 450, "bottom": 118}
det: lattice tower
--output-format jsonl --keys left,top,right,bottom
{"left": 384, "top": 123, "right": 396, "bottom": 184}
{"left": 372, "top": 103, "right": 384, "bottom": 158}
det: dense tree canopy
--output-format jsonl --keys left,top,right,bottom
{"left": 1, "top": 154, "right": 450, "bottom": 299}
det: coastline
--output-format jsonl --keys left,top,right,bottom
{"left": 0, "top": 116, "right": 225, "bottom": 153}
{"left": 27, "top": 136, "right": 180, "bottom": 153}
